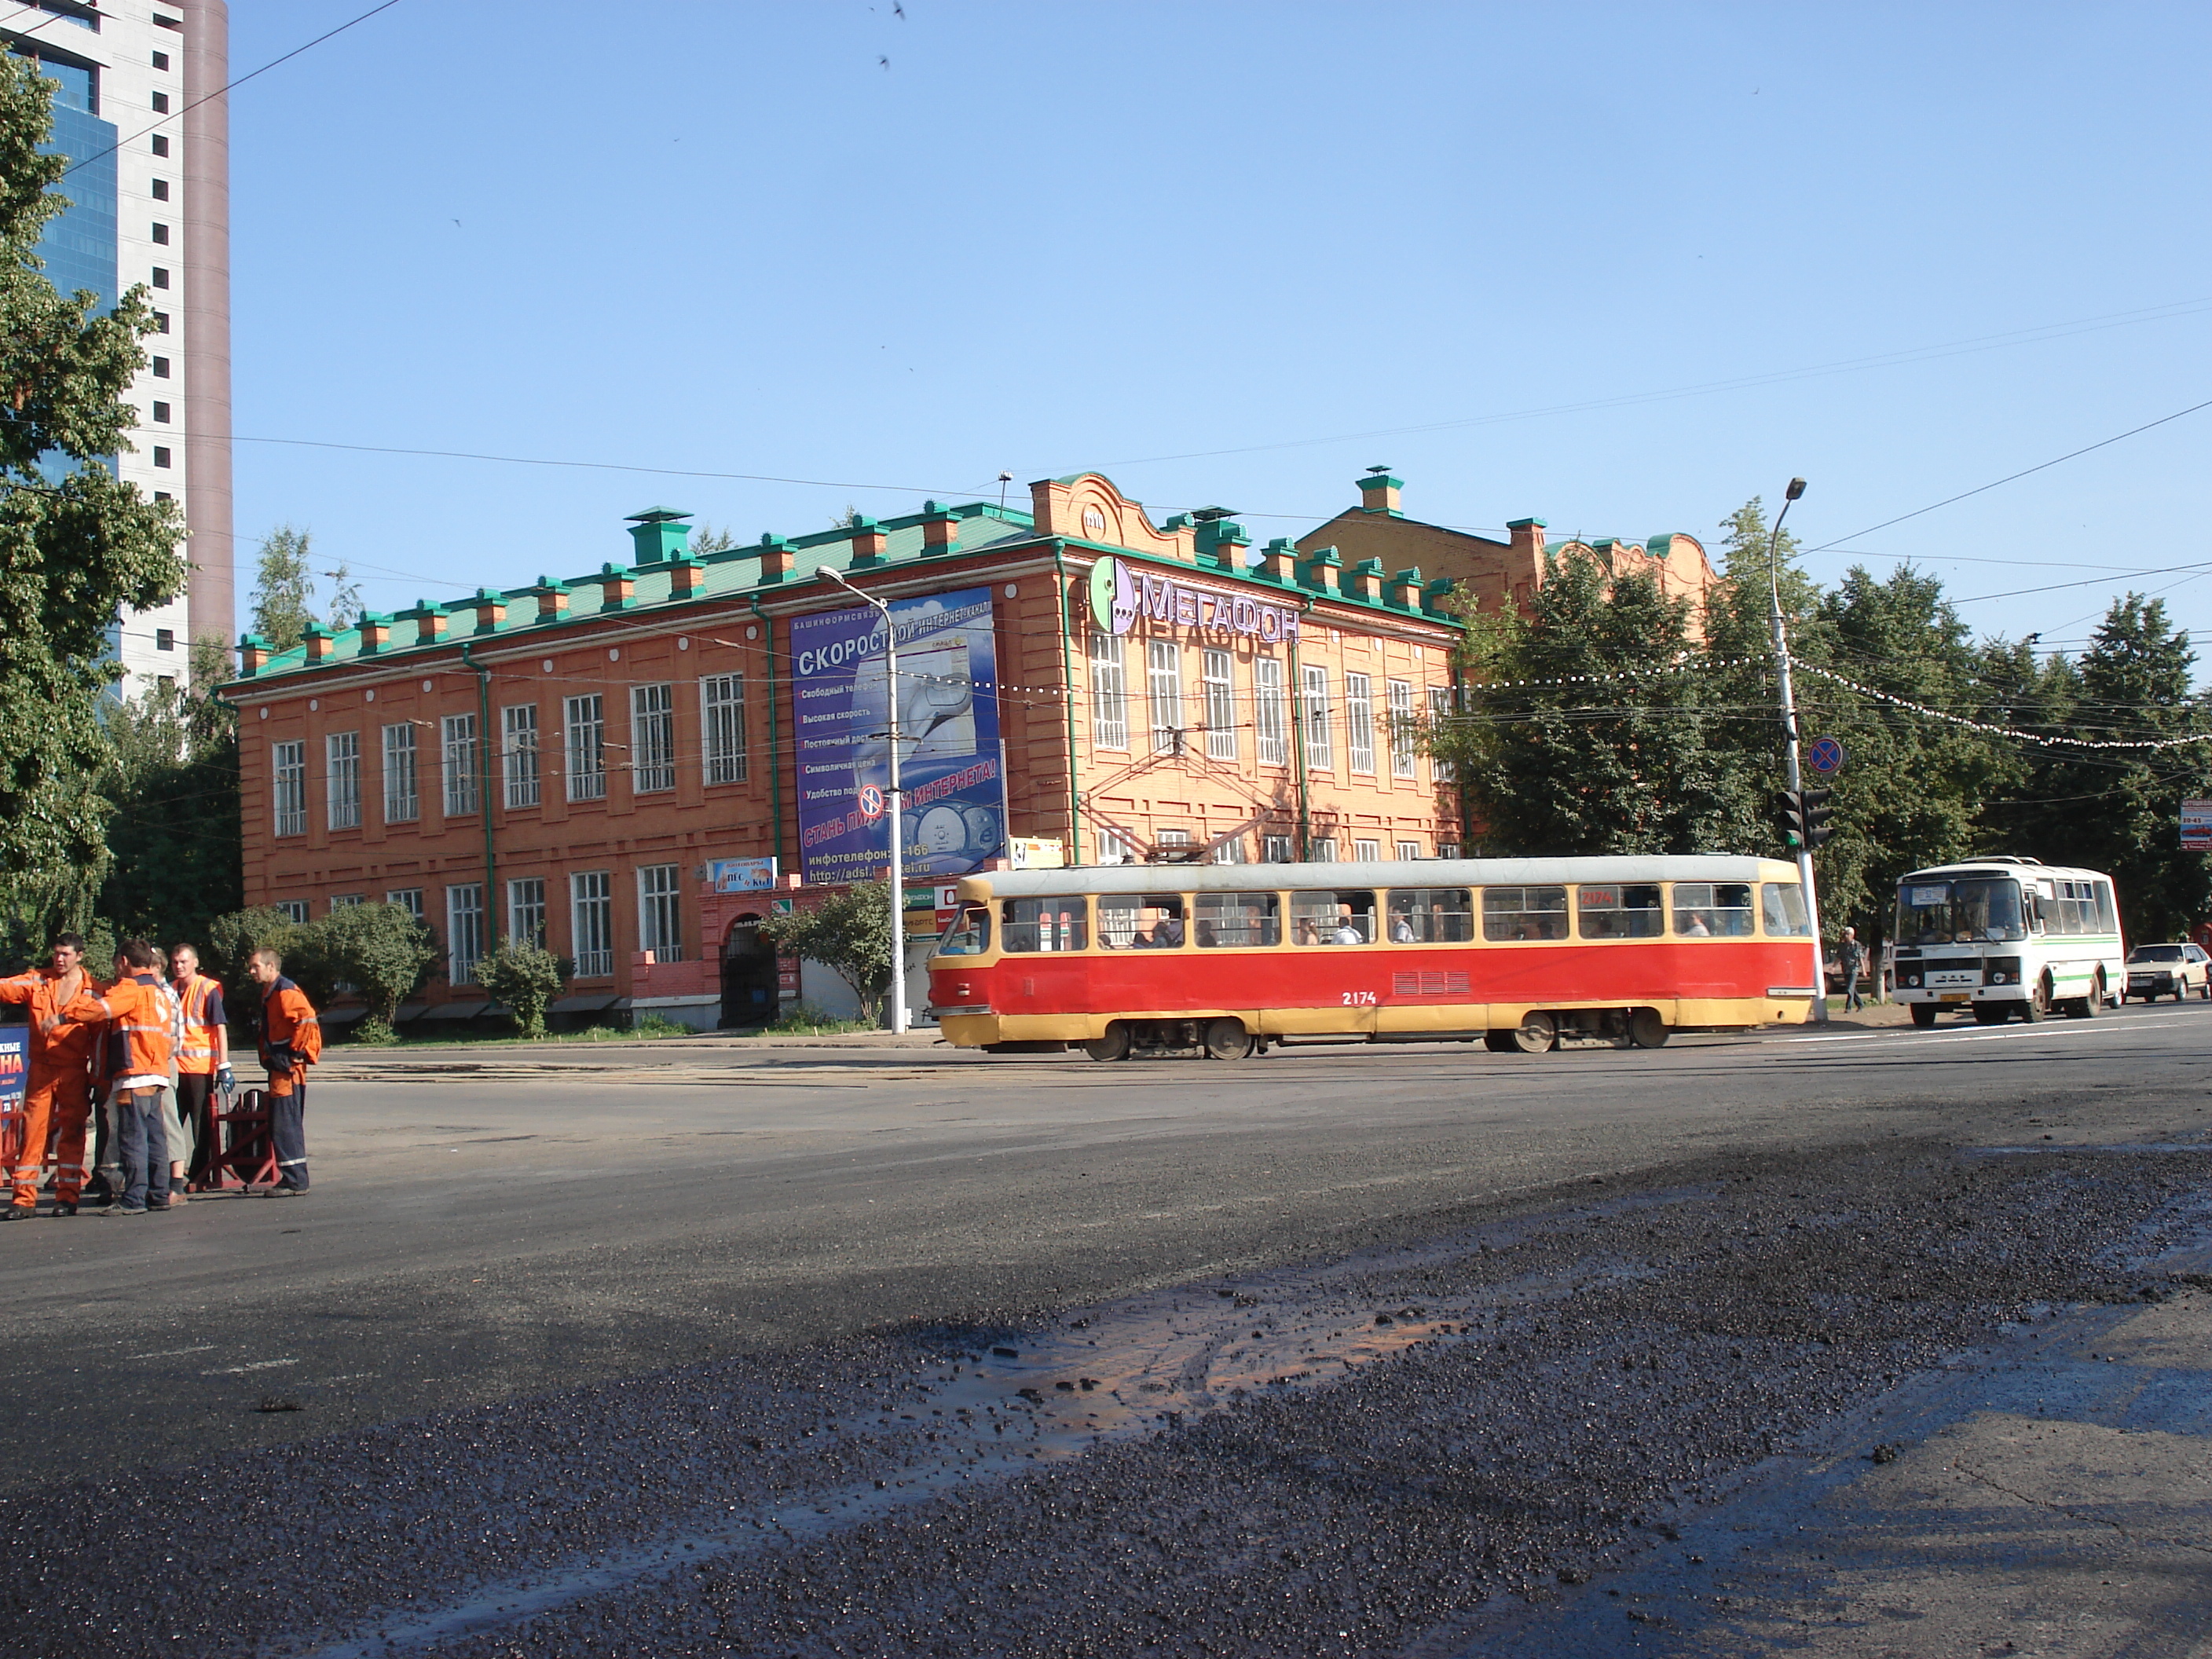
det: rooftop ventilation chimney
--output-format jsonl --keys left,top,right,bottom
{"left": 626, "top": 506, "right": 692, "bottom": 566}
{"left": 1357, "top": 467, "right": 1402, "bottom": 517}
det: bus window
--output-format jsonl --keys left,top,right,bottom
{"left": 1197, "top": 890, "right": 1280, "bottom": 948}
{"left": 2095, "top": 881, "right": 2117, "bottom": 935}
{"left": 1100, "top": 893, "right": 1185, "bottom": 949}
{"left": 937, "top": 901, "right": 991, "bottom": 955}
{"left": 1761, "top": 883, "right": 1813, "bottom": 936}
{"left": 1482, "top": 885, "right": 1568, "bottom": 942}
{"left": 1898, "top": 877, "right": 2027, "bottom": 944}
{"left": 1001, "top": 897, "right": 1088, "bottom": 954}
{"left": 1291, "top": 890, "right": 1377, "bottom": 945}
{"left": 1385, "top": 888, "right": 1474, "bottom": 943}
{"left": 1672, "top": 883, "right": 1754, "bottom": 937}
{"left": 1576, "top": 883, "right": 1664, "bottom": 939}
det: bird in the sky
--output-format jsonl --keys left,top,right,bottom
{"left": 879, "top": 54, "right": 890, "bottom": 68}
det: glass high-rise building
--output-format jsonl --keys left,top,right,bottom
{"left": 5, "top": 0, "right": 230, "bottom": 694}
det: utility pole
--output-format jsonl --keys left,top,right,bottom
{"left": 822, "top": 567, "right": 907, "bottom": 1034}
{"left": 1765, "top": 477, "right": 1828, "bottom": 1022}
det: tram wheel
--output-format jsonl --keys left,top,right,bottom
{"left": 1483, "top": 1030, "right": 1518, "bottom": 1053}
{"left": 1202, "top": 1018, "right": 1253, "bottom": 1060}
{"left": 1509, "top": 1012, "right": 1557, "bottom": 1054}
{"left": 1083, "top": 1024, "right": 1132, "bottom": 1063}
{"left": 1628, "top": 1008, "right": 1669, "bottom": 1049}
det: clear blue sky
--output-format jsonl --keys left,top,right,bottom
{"left": 231, "top": 2, "right": 2211, "bottom": 660}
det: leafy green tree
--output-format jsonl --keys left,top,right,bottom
{"left": 307, "top": 901, "right": 439, "bottom": 1027}
{"left": 758, "top": 881, "right": 895, "bottom": 1024}
{"left": 206, "top": 906, "right": 308, "bottom": 994}
{"left": 0, "top": 50, "right": 185, "bottom": 886}
{"left": 248, "top": 525, "right": 317, "bottom": 651}
{"left": 95, "top": 681, "right": 241, "bottom": 949}
{"left": 478, "top": 941, "right": 566, "bottom": 1038}
{"left": 689, "top": 522, "right": 738, "bottom": 554}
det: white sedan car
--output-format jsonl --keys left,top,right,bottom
{"left": 2123, "top": 943, "right": 2212, "bottom": 1002}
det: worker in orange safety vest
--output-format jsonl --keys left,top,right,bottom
{"left": 0, "top": 933, "right": 108, "bottom": 1218}
{"left": 168, "top": 943, "right": 231, "bottom": 1191}
{"left": 246, "top": 947, "right": 320, "bottom": 1194}
{"left": 82, "top": 939, "right": 182, "bottom": 1214}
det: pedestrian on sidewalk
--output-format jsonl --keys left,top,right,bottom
{"left": 82, "top": 940, "right": 181, "bottom": 1214}
{"left": 246, "top": 948, "right": 320, "bottom": 1195}
{"left": 1840, "top": 926, "right": 1868, "bottom": 1013}
{"left": 0, "top": 935, "right": 105, "bottom": 1218}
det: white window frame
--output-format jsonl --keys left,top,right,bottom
{"left": 565, "top": 694, "right": 606, "bottom": 802}
{"left": 1262, "top": 833, "right": 1295, "bottom": 863}
{"left": 1346, "top": 672, "right": 1375, "bottom": 775}
{"left": 1097, "top": 828, "right": 1137, "bottom": 866}
{"left": 1397, "top": 839, "right": 1423, "bottom": 861}
{"left": 1254, "top": 656, "right": 1289, "bottom": 767}
{"left": 385, "top": 887, "right": 424, "bottom": 922}
{"left": 441, "top": 712, "right": 479, "bottom": 818}
{"left": 632, "top": 683, "right": 676, "bottom": 794}
{"left": 445, "top": 883, "right": 485, "bottom": 985}
{"left": 1147, "top": 639, "right": 1184, "bottom": 756}
{"left": 507, "top": 876, "right": 547, "bottom": 949}
{"left": 1301, "top": 664, "right": 1333, "bottom": 770}
{"left": 1210, "top": 835, "right": 1250, "bottom": 864}
{"left": 325, "top": 731, "right": 360, "bottom": 830}
{"left": 1089, "top": 634, "right": 1128, "bottom": 752}
{"left": 1429, "top": 684, "right": 1456, "bottom": 783}
{"left": 1437, "top": 840, "right": 1463, "bottom": 860}
{"left": 637, "top": 863, "right": 684, "bottom": 961}
{"left": 1387, "top": 679, "right": 1416, "bottom": 779}
{"left": 330, "top": 894, "right": 364, "bottom": 911}
{"left": 1308, "top": 837, "right": 1339, "bottom": 862}
{"left": 272, "top": 741, "right": 306, "bottom": 837}
{"left": 1202, "top": 648, "right": 1237, "bottom": 761}
{"left": 501, "top": 703, "right": 540, "bottom": 809}
{"left": 382, "top": 723, "right": 419, "bottom": 823}
{"left": 274, "top": 899, "right": 309, "bottom": 925}
{"left": 1353, "top": 838, "right": 1382, "bottom": 862}
{"left": 701, "top": 673, "right": 747, "bottom": 786}
{"left": 569, "top": 870, "right": 613, "bottom": 978}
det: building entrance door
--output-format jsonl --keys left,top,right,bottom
{"left": 720, "top": 915, "right": 778, "bottom": 1028}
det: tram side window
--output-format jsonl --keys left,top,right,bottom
{"left": 1099, "top": 893, "right": 1185, "bottom": 949}
{"left": 1385, "top": 888, "right": 1474, "bottom": 943}
{"left": 1001, "top": 897, "right": 1088, "bottom": 954}
{"left": 1576, "top": 883, "right": 1664, "bottom": 939}
{"left": 1196, "top": 890, "right": 1280, "bottom": 948}
{"left": 1482, "top": 885, "right": 1569, "bottom": 942}
{"left": 938, "top": 902, "right": 991, "bottom": 955}
{"left": 1760, "top": 883, "right": 1813, "bottom": 936}
{"left": 1672, "top": 883, "right": 1754, "bottom": 937}
{"left": 1291, "top": 889, "right": 1378, "bottom": 945}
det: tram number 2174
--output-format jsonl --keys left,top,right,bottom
{"left": 1341, "top": 989, "right": 1378, "bottom": 1006}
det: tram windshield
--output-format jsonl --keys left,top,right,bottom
{"left": 1895, "top": 877, "right": 2027, "bottom": 945}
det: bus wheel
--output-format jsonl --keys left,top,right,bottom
{"left": 1083, "top": 1024, "right": 1132, "bottom": 1063}
{"left": 1509, "top": 1012, "right": 1557, "bottom": 1054}
{"left": 2020, "top": 977, "right": 2052, "bottom": 1022}
{"left": 1202, "top": 1018, "right": 1253, "bottom": 1060}
{"left": 2067, "top": 974, "right": 2103, "bottom": 1019}
{"left": 1910, "top": 1004, "right": 1939, "bottom": 1027}
{"left": 1973, "top": 1005, "right": 2007, "bottom": 1025}
{"left": 1628, "top": 1009, "right": 1669, "bottom": 1049}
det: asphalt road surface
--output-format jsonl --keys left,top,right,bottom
{"left": 3, "top": 1004, "right": 2209, "bottom": 1657}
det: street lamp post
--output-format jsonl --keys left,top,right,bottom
{"left": 822, "top": 567, "right": 907, "bottom": 1035}
{"left": 1765, "top": 476, "right": 1828, "bottom": 1023}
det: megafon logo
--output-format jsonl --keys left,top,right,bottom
{"left": 1088, "top": 556, "right": 1138, "bottom": 636}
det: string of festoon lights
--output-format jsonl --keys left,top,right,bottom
{"left": 1790, "top": 663, "right": 2212, "bottom": 753}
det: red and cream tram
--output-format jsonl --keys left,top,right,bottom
{"left": 927, "top": 855, "right": 1821, "bottom": 1058}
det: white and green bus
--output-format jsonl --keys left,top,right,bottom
{"left": 1889, "top": 858, "right": 2124, "bottom": 1027}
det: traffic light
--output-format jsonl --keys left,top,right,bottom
{"left": 1776, "top": 789, "right": 1806, "bottom": 848}
{"left": 1799, "top": 787, "right": 1835, "bottom": 848}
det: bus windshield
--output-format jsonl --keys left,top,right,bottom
{"left": 1895, "top": 877, "right": 2026, "bottom": 944}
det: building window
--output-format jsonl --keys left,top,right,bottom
{"left": 1301, "top": 665, "right": 1333, "bottom": 771}
{"left": 156, "top": 675, "right": 174, "bottom": 694}
{"left": 151, "top": 312, "right": 168, "bottom": 333}
{"left": 1097, "top": 828, "right": 1136, "bottom": 866}
{"left": 1202, "top": 648, "right": 1237, "bottom": 761}
{"left": 151, "top": 90, "right": 169, "bottom": 113}
{"left": 275, "top": 900, "right": 309, "bottom": 925}
{"left": 382, "top": 723, "right": 419, "bottom": 823}
{"left": 1353, "top": 838, "right": 1382, "bottom": 862}
{"left": 507, "top": 877, "right": 547, "bottom": 949}
{"left": 1157, "top": 828, "right": 1192, "bottom": 851}
{"left": 1387, "top": 679, "right": 1417, "bottom": 779}
{"left": 441, "top": 712, "right": 479, "bottom": 817}
{"left": 570, "top": 871, "right": 613, "bottom": 977}
{"left": 701, "top": 673, "right": 746, "bottom": 785}
{"left": 151, "top": 400, "right": 169, "bottom": 422}
{"left": 638, "top": 863, "right": 683, "bottom": 960}
{"left": 1147, "top": 640, "right": 1184, "bottom": 756}
{"left": 1346, "top": 672, "right": 1375, "bottom": 774}
{"left": 445, "top": 884, "right": 485, "bottom": 985}
{"left": 150, "top": 267, "right": 169, "bottom": 288}
{"left": 385, "top": 888, "right": 424, "bottom": 922}
{"left": 155, "top": 627, "right": 174, "bottom": 651}
{"left": 1262, "top": 834, "right": 1295, "bottom": 863}
{"left": 1254, "top": 656, "right": 1288, "bottom": 767}
{"left": 564, "top": 694, "right": 606, "bottom": 801}
{"left": 152, "top": 51, "right": 170, "bottom": 71}
{"left": 1437, "top": 841, "right": 1463, "bottom": 861}
{"left": 153, "top": 491, "right": 170, "bottom": 502}
{"left": 331, "top": 895, "right": 364, "bottom": 910}
{"left": 152, "top": 445, "right": 170, "bottom": 467}
{"left": 325, "top": 731, "right": 361, "bottom": 830}
{"left": 271, "top": 741, "right": 305, "bottom": 837}
{"left": 631, "top": 683, "right": 675, "bottom": 793}
{"left": 501, "top": 703, "right": 540, "bottom": 808}
{"left": 1088, "top": 634, "right": 1127, "bottom": 751}
{"left": 151, "top": 178, "right": 170, "bottom": 200}
{"left": 1308, "top": 837, "right": 1339, "bottom": 862}
{"left": 151, "top": 222, "right": 168, "bottom": 244}
{"left": 151, "top": 134, "right": 168, "bottom": 157}
{"left": 1210, "top": 835, "right": 1250, "bottom": 864}
{"left": 151, "top": 355, "right": 168, "bottom": 377}
{"left": 1429, "top": 685, "right": 1456, "bottom": 783}
{"left": 1397, "top": 839, "right": 1423, "bottom": 861}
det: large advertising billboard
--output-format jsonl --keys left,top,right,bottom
{"left": 790, "top": 587, "right": 1005, "bottom": 886}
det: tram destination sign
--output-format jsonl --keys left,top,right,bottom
{"left": 2182, "top": 799, "right": 2212, "bottom": 851}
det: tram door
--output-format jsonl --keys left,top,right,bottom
{"left": 720, "top": 914, "right": 778, "bottom": 1028}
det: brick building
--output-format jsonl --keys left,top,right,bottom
{"left": 225, "top": 473, "right": 1469, "bottom": 1028}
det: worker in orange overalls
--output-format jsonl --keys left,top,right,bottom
{"left": 168, "top": 943, "right": 231, "bottom": 1192}
{"left": 0, "top": 932, "right": 107, "bottom": 1219}
{"left": 245, "top": 947, "right": 320, "bottom": 1194}
{"left": 81, "top": 939, "right": 182, "bottom": 1214}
